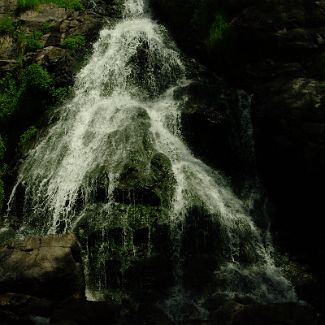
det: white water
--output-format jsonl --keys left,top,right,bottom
{"left": 6, "top": 0, "right": 296, "bottom": 317}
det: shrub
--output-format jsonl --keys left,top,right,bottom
{"left": 51, "top": 86, "right": 70, "bottom": 103}
{"left": 0, "top": 135, "right": 5, "bottom": 161}
{"left": 21, "top": 64, "right": 53, "bottom": 92}
{"left": 25, "top": 31, "right": 43, "bottom": 51}
{"left": 0, "top": 16, "right": 15, "bottom": 35}
{"left": 18, "top": 126, "right": 38, "bottom": 153}
{"left": 209, "top": 13, "right": 229, "bottom": 46}
{"left": 26, "top": 37, "right": 43, "bottom": 51}
{"left": 63, "top": 35, "right": 85, "bottom": 50}
{"left": 0, "top": 76, "right": 19, "bottom": 122}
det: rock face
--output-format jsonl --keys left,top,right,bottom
{"left": 0, "top": 3, "right": 106, "bottom": 79}
{"left": 0, "top": 233, "right": 84, "bottom": 299}
{"left": 151, "top": 0, "right": 325, "bottom": 320}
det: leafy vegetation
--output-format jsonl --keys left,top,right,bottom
{"left": 21, "top": 64, "right": 53, "bottom": 92}
{"left": 0, "top": 135, "right": 5, "bottom": 162}
{"left": 17, "top": 0, "right": 83, "bottom": 11}
{"left": 51, "top": 86, "right": 71, "bottom": 103}
{"left": 0, "top": 16, "right": 15, "bottom": 35}
{"left": 25, "top": 30, "right": 43, "bottom": 51}
{"left": 39, "top": 22, "right": 51, "bottom": 34}
{"left": 63, "top": 35, "right": 86, "bottom": 50}
{"left": 18, "top": 126, "right": 38, "bottom": 153}
{"left": 0, "top": 75, "right": 19, "bottom": 123}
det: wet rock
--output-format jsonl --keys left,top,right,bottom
{"left": 125, "top": 254, "right": 174, "bottom": 302}
{"left": 83, "top": 0, "right": 124, "bottom": 18}
{"left": 211, "top": 301, "right": 319, "bottom": 325}
{"left": 36, "top": 46, "right": 67, "bottom": 66}
{"left": 178, "top": 76, "right": 255, "bottom": 177}
{"left": 0, "top": 234, "right": 84, "bottom": 299}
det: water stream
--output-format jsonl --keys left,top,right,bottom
{"left": 6, "top": 0, "right": 296, "bottom": 321}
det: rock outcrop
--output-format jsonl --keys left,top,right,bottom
{"left": 151, "top": 0, "right": 325, "bottom": 321}
{"left": 0, "top": 233, "right": 84, "bottom": 299}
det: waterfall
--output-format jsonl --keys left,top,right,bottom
{"left": 6, "top": 0, "right": 296, "bottom": 320}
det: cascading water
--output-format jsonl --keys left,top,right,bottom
{"left": 6, "top": 0, "right": 297, "bottom": 321}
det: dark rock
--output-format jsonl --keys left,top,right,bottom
{"left": 0, "top": 234, "right": 84, "bottom": 299}
{"left": 49, "top": 299, "right": 124, "bottom": 325}
{"left": 211, "top": 301, "right": 319, "bottom": 325}
{"left": 178, "top": 76, "right": 256, "bottom": 177}
{"left": 19, "top": 4, "right": 68, "bottom": 29}
{"left": 137, "top": 303, "right": 174, "bottom": 325}
{"left": 151, "top": 0, "right": 325, "bottom": 318}
{"left": 125, "top": 254, "right": 174, "bottom": 301}
{"left": 0, "top": 293, "right": 52, "bottom": 319}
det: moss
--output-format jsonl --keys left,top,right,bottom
{"left": 63, "top": 35, "right": 86, "bottom": 50}
{"left": 0, "top": 16, "right": 15, "bottom": 35}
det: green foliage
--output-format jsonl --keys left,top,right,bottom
{"left": 17, "top": 0, "right": 39, "bottom": 10}
{"left": 0, "top": 64, "right": 54, "bottom": 125}
{"left": 49, "top": 0, "right": 83, "bottom": 10}
{"left": 0, "top": 135, "right": 5, "bottom": 161}
{"left": 25, "top": 37, "right": 43, "bottom": 51}
{"left": 63, "top": 35, "right": 86, "bottom": 50}
{"left": 25, "top": 30, "right": 43, "bottom": 51}
{"left": 40, "top": 22, "right": 51, "bottom": 34}
{"left": 51, "top": 86, "right": 70, "bottom": 103}
{"left": 0, "top": 75, "right": 19, "bottom": 122}
{"left": 17, "top": 0, "right": 83, "bottom": 11}
{"left": 18, "top": 126, "right": 38, "bottom": 153}
{"left": 22, "top": 64, "right": 53, "bottom": 92}
{"left": 0, "top": 16, "right": 15, "bottom": 35}
{"left": 209, "top": 13, "right": 229, "bottom": 46}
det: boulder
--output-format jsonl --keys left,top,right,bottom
{"left": 0, "top": 233, "right": 84, "bottom": 299}
{"left": 19, "top": 4, "right": 68, "bottom": 29}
